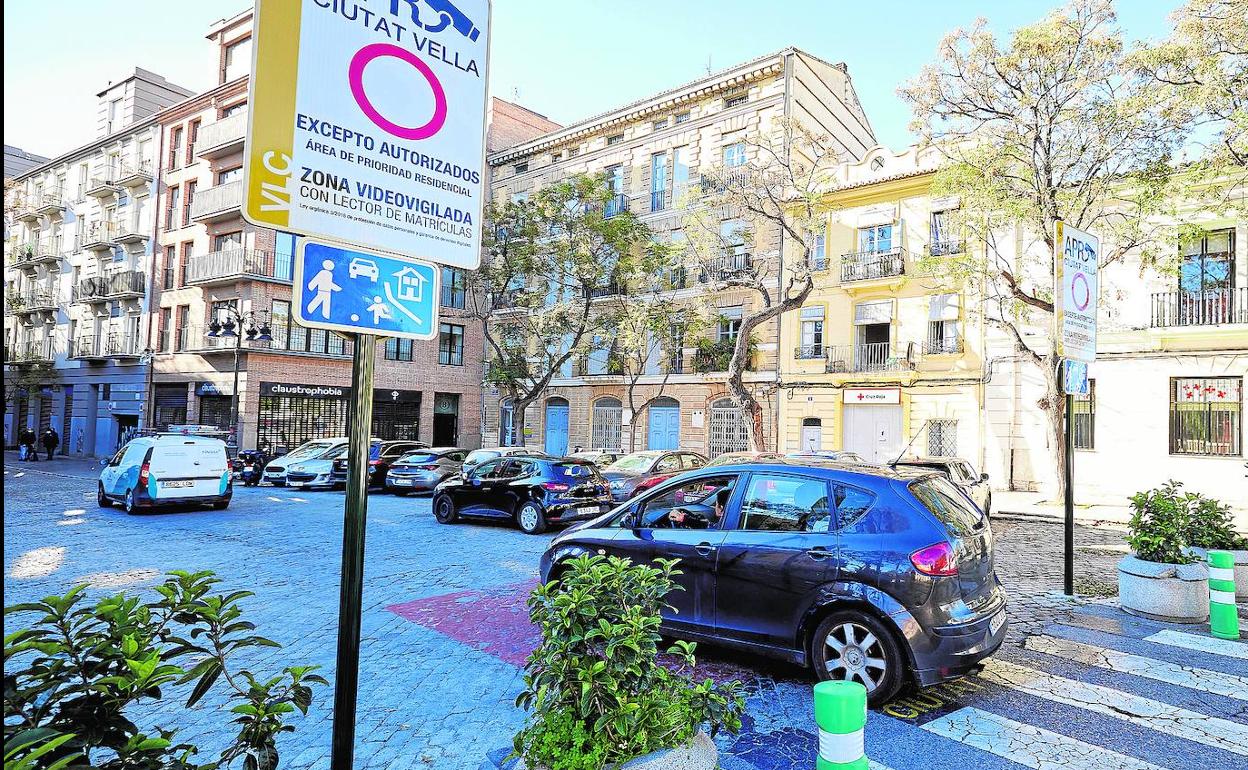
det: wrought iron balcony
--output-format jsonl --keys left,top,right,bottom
{"left": 923, "top": 336, "right": 964, "bottom": 355}
{"left": 116, "top": 160, "right": 154, "bottom": 188}
{"left": 8, "top": 340, "right": 54, "bottom": 364}
{"left": 73, "top": 277, "right": 110, "bottom": 304}
{"left": 80, "top": 222, "right": 118, "bottom": 252}
{"left": 929, "top": 240, "right": 964, "bottom": 257}
{"left": 1150, "top": 288, "right": 1247, "bottom": 327}
{"left": 603, "top": 193, "right": 629, "bottom": 218}
{"left": 70, "top": 335, "right": 108, "bottom": 360}
{"left": 36, "top": 191, "right": 66, "bottom": 217}
{"left": 699, "top": 254, "right": 753, "bottom": 283}
{"left": 185, "top": 248, "right": 293, "bottom": 285}
{"left": 190, "top": 180, "right": 244, "bottom": 222}
{"left": 106, "top": 333, "right": 142, "bottom": 357}
{"left": 34, "top": 238, "right": 63, "bottom": 263}
{"left": 11, "top": 242, "right": 38, "bottom": 266}
{"left": 86, "top": 174, "right": 120, "bottom": 198}
{"left": 840, "top": 248, "right": 906, "bottom": 283}
{"left": 824, "top": 342, "right": 918, "bottom": 374}
{"left": 115, "top": 220, "right": 148, "bottom": 244}
{"left": 103, "top": 270, "right": 145, "bottom": 300}
{"left": 589, "top": 281, "right": 624, "bottom": 298}
{"left": 14, "top": 196, "right": 41, "bottom": 222}
{"left": 195, "top": 110, "right": 248, "bottom": 159}
{"left": 794, "top": 343, "right": 825, "bottom": 360}
{"left": 22, "top": 289, "right": 60, "bottom": 312}
{"left": 650, "top": 189, "right": 668, "bottom": 213}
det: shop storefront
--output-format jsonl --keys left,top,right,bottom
{"left": 256, "top": 381, "right": 423, "bottom": 455}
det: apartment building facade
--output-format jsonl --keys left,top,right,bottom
{"left": 146, "top": 11, "right": 556, "bottom": 454}
{"left": 3, "top": 69, "right": 192, "bottom": 455}
{"left": 778, "top": 145, "right": 989, "bottom": 466}
{"left": 482, "top": 49, "right": 877, "bottom": 457}
{"left": 984, "top": 180, "right": 1247, "bottom": 514}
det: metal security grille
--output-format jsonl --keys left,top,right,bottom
{"left": 153, "top": 385, "right": 188, "bottom": 431}
{"left": 372, "top": 399, "right": 421, "bottom": 441}
{"left": 1170, "top": 377, "right": 1242, "bottom": 456}
{"left": 1073, "top": 380, "right": 1095, "bottom": 450}
{"left": 591, "top": 401, "right": 623, "bottom": 450}
{"left": 709, "top": 401, "right": 749, "bottom": 457}
{"left": 927, "top": 419, "right": 958, "bottom": 457}
{"left": 257, "top": 395, "right": 348, "bottom": 456}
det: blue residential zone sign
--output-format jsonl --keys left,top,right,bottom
{"left": 293, "top": 240, "right": 440, "bottom": 340}
{"left": 1062, "top": 358, "right": 1089, "bottom": 396}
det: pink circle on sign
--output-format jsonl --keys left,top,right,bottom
{"left": 1072, "top": 272, "right": 1091, "bottom": 311}
{"left": 348, "top": 43, "right": 447, "bottom": 140}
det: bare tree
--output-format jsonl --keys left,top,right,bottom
{"left": 467, "top": 174, "right": 653, "bottom": 447}
{"left": 682, "top": 117, "right": 845, "bottom": 450}
{"left": 900, "top": 0, "right": 1190, "bottom": 499}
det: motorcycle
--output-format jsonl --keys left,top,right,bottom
{"left": 232, "top": 450, "right": 268, "bottom": 487}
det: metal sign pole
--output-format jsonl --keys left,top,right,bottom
{"left": 331, "top": 332, "right": 375, "bottom": 769}
{"left": 1063, "top": 391, "right": 1075, "bottom": 596}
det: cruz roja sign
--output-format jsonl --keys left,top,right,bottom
{"left": 244, "top": 0, "right": 490, "bottom": 269}
{"left": 243, "top": 2, "right": 490, "bottom": 767}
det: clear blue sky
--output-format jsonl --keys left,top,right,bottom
{"left": 3, "top": 0, "right": 1180, "bottom": 159}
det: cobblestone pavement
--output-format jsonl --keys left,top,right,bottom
{"left": 5, "top": 456, "right": 1243, "bottom": 770}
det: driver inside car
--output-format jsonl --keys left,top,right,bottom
{"left": 669, "top": 485, "right": 732, "bottom": 529}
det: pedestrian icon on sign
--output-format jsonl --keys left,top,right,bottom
{"left": 307, "top": 260, "right": 342, "bottom": 319}
{"left": 367, "top": 296, "right": 392, "bottom": 324}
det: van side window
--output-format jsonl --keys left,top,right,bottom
{"left": 832, "top": 484, "right": 875, "bottom": 528}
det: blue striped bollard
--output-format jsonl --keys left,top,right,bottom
{"left": 1209, "top": 550, "right": 1240, "bottom": 640}
{"left": 814, "top": 680, "right": 868, "bottom": 770}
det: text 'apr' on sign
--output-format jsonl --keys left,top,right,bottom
{"left": 244, "top": 0, "right": 490, "bottom": 269}
{"left": 294, "top": 240, "right": 440, "bottom": 340}
{"left": 1054, "top": 221, "right": 1099, "bottom": 363}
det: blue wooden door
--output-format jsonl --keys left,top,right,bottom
{"left": 648, "top": 405, "right": 680, "bottom": 450}
{"left": 544, "top": 401, "right": 569, "bottom": 456}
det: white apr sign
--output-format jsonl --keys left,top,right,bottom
{"left": 1054, "top": 221, "right": 1099, "bottom": 363}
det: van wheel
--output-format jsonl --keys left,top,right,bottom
{"left": 212, "top": 501, "right": 230, "bottom": 510}
{"left": 433, "top": 495, "right": 458, "bottom": 524}
{"left": 97, "top": 483, "right": 111, "bottom": 508}
{"left": 516, "top": 502, "right": 547, "bottom": 535}
{"left": 123, "top": 488, "right": 138, "bottom": 515}
{"left": 811, "top": 610, "right": 905, "bottom": 706}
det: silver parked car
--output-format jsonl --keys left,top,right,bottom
{"left": 263, "top": 437, "right": 348, "bottom": 486}
{"left": 461, "top": 446, "right": 548, "bottom": 475}
{"left": 385, "top": 447, "right": 468, "bottom": 495}
{"left": 894, "top": 457, "right": 992, "bottom": 515}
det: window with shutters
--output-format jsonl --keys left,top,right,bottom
{"left": 927, "top": 294, "right": 962, "bottom": 354}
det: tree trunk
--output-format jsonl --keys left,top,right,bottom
{"left": 513, "top": 397, "right": 531, "bottom": 449}
{"left": 1043, "top": 356, "right": 1068, "bottom": 504}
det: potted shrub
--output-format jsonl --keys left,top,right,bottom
{"left": 1119, "top": 481, "right": 1208, "bottom": 622}
{"left": 1182, "top": 490, "right": 1248, "bottom": 601}
{"left": 512, "top": 555, "right": 744, "bottom": 770}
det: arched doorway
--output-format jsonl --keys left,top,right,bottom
{"left": 801, "top": 417, "right": 822, "bottom": 451}
{"left": 647, "top": 397, "right": 680, "bottom": 450}
{"left": 499, "top": 399, "right": 515, "bottom": 446}
{"left": 591, "top": 397, "right": 623, "bottom": 450}
{"left": 544, "top": 397, "right": 570, "bottom": 456}
{"left": 708, "top": 398, "right": 749, "bottom": 457}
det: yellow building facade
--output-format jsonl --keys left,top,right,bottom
{"left": 778, "top": 146, "right": 988, "bottom": 467}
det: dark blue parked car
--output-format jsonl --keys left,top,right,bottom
{"left": 539, "top": 458, "right": 1007, "bottom": 705}
{"left": 432, "top": 456, "right": 613, "bottom": 534}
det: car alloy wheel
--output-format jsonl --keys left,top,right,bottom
{"left": 516, "top": 502, "right": 547, "bottom": 535}
{"left": 434, "top": 495, "right": 458, "bottom": 524}
{"left": 97, "top": 483, "right": 111, "bottom": 508}
{"left": 812, "top": 610, "right": 903, "bottom": 705}
{"left": 124, "top": 488, "right": 137, "bottom": 515}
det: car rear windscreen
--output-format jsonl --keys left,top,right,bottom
{"left": 550, "top": 462, "right": 600, "bottom": 480}
{"left": 398, "top": 453, "right": 439, "bottom": 464}
{"left": 909, "top": 477, "right": 984, "bottom": 537}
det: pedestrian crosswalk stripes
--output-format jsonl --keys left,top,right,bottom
{"left": 921, "top": 707, "right": 1173, "bottom": 770}
{"left": 1024, "top": 634, "right": 1248, "bottom": 701}
{"left": 1144, "top": 629, "right": 1248, "bottom": 660}
{"left": 1050, "top": 620, "right": 1248, "bottom": 676}
{"left": 976, "top": 659, "right": 1248, "bottom": 756}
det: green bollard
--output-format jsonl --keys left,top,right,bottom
{"left": 814, "top": 680, "right": 869, "bottom": 770}
{"left": 1209, "top": 550, "right": 1240, "bottom": 640}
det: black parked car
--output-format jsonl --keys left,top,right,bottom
{"left": 330, "top": 440, "right": 428, "bottom": 488}
{"left": 893, "top": 457, "right": 991, "bottom": 515}
{"left": 600, "top": 450, "right": 708, "bottom": 502}
{"left": 432, "top": 457, "right": 613, "bottom": 534}
{"left": 539, "top": 457, "right": 1006, "bottom": 705}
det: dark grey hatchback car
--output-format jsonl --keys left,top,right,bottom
{"left": 539, "top": 458, "right": 1007, "bottom": 705}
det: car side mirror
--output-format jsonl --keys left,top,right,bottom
{"left": 980, "top": 472, "right": 989, "bottom": 482}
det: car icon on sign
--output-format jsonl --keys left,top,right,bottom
{"left": 348, "top": 258, "right": 380, "bottom": 282}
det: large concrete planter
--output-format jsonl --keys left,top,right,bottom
{"left": 516, "top": 731, "right": 716, "bottom": 770}
{"left": 1118, "top": 554, "right": 1209, "bottom": 623}
{"left": 1185, "top": 547, "right": 1248, "bottom": 600}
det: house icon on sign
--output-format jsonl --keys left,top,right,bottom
{"left": 392, "top": 266, "right": 429, "bottom": 303}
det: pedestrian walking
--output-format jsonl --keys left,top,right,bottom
{"left": 41, "top": 427, "right": 60, "bottom": 461}
{"left": 21, "top": 427, "right": 39, "bottom": 462}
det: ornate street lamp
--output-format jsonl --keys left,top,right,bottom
{"left": 206, "top": 309, "right": 272, "bottom": 450}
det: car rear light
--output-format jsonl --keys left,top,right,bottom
{"left": 910, "top": 542, "right": 958, "bottom": 576}
{"left": 138, "top": 461, "right": 151, "bottom": 487}
{"left": 418, "top": 464, "right": 440, "bottom": 471}
{"left": 369, "top": 459, "right": 381, "bottom": 466}
{"left": 541, "top": 482, "right": 570, "bottom": 492}
{"left": 634, "top": 474, "right": 672, "bottom": 493}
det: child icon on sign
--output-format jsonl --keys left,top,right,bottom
{"left": 367, "top": 296, "right": 393, "bottom": 325}
{"left": 307, "top": 260, "right": 342, "bottom": 319}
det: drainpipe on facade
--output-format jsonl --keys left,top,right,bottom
{"left": 774, "top": 50, "right": 794, "bottom": 452}
{"left": 143, "top": 123, "right": 167, "bottom": 431}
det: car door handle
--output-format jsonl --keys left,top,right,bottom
{"left": 806, "top": 546, "right": 833, "bottom": 560}
{"left": 694, "top": 542, "right": 717, "bottom": 557}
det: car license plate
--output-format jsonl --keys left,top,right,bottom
{"left": 162, "top": 480, "right": 193, "bottom": 489}
{"left": 576, "top": 505, "right": 600, "bottom": 515}
{"left": 289, "top": 481, "right": 305, "bottom": 488}
{"left": 989, "top": 612, "right": 1005, "bottom": 635}
{"left": 394, "top": 479, "right": 413, "bottom": 486}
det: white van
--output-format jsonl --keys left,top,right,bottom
{"left": 98, "top": 434, "right": 232, "bottom": 514}
{"left": 262, "top": 437, "right": 349, "bottom": 486}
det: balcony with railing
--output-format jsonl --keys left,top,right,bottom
{"left": 115, "top": 218, "right": 148, "bottom": 244}
{"left": 34, "top": 237, "right": 63, "bottom": 264}
{"left": 603, "top": 193, "right": 629, "bottom": 218}
{"left": 195, "top": 110, "right": 248, "bottom": 159}
{"left": 1150, "top": 288, "right": 1247, "bottom": 328}
{"left": 86, "top": 174, "right": 120, "bottom": 199}
{"left": 928, "top": 240, "right": 965, "bottom": 257}
{"left": 36, "top": 191, "right": 66, "bottom": 217}
{"left": 11, "top": 242, "right": 38, "bottom": 267}
{"left": 922, "top": 336, "right": 965, "bottom": 356}
{"left": 14, "top": 196, "right": 41, "bottom": 222}
{"left": 116, "top": 160, "right": 154, "bottom": 188}
{"left": 794, "top": 343, "right": 825, "bottom": 360}
{"left": 185, "top": 248, "right": 293, "bottom": 286}
{"left": 106, "top": 333, "right": 142, "bottom": 357}
{"left": 7, "top": 340, "right": 54, "bottom": 365}
{"left": 172, "top": 323, "right": 353, "bottom": 357}
{"left": 80, "top": 222, "right": 118, "bottom": 252}
{"left": 72, "top": 276, "right": 110, "bottom": 304}
{"left": 824, "top": 342, "right": 919, "bottom": 374}
{"left": 650, "top": 189, "right": 668, "bottom": 213}
{"left": 840, "top": 248, "right": 906, "bottom": 283}
{"left": 699, "top": 253, "right": 753, "bottom": 283}
{"left": 70, "top": 335, "right": 108, "bottom": 360}
{"left": 589, "top": 281, "right": 625, "bottom": 299}
{"left": 103, "top": 270, "right": 145, "bottom": 300}
{"left": 22, "top": 288, "right": 60, "bottom": 313}
{"left": 190, "top": 180, "right": 244, "bottom": 223}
